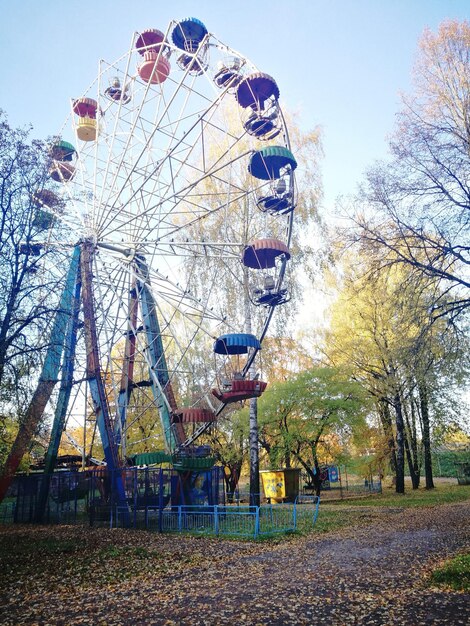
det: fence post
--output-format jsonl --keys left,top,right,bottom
{"left": 74, "top": 476, "right": 78, "bottom": 523}
{"left": 313, "top": 496, "right": 320, "bottom": 526}
{"left": 133, "top": 468, "right": 138, "bottom": 528}
{"left": 254, "top": 506, "right": 260, "bottom": 539}
{"left": 214, "top": 505, "right": 219, "bottom": 536}
{"left": 178, "top": 505, "right": 182, "bottom": 532}
{"left": 293, "top": 498, "right": 297, "bottom": 531}
{"left": 158, "top": 469, "right": 164, "bottom": 533}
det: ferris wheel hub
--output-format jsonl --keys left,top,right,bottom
{"left": 96, "top": 241, "right": 136, "bottom": 260}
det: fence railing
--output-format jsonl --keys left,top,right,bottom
{"left": 295, "top": 494, "right": 321, "bottom": 527}
{"left": 0, "top": 501, "right": 15, "bottom": 524}
{"left": 2, "top": 469, "right": 322, "bottom": 538}
{"left": 302, "top": 481, "right": 382, "bottom": 500}
{"left": 113, "top": 497, "right": 320, "bottom": 539}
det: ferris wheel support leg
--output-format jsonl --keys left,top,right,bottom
{"left": 114, "top": 284, "right": 139, "bottom": 454}
{"left": 0, "top": 246, "right": 81, "bottom": 504}
{"left": 81, "top": 242, "right": 128, "bottom": 517}
{"left": 35, "top": 264, "right": 82, "bottom": 522}
{"left": 135, "top": 257, "right": 178, "bottom": 454}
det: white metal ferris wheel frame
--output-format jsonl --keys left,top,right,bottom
{"left": 35, "top": 19, "right": 297, "bottom": 465}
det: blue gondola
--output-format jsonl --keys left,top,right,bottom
{"left": 172, "top": 18, "right": 208, "bottom": 52}
{"left": 212, "top": 334, "right": 266, "bottom": 404}
{"left": 213, "top": 333, "right": 261, "bottom": 355}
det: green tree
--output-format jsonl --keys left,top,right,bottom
{"left": 205, "top": 409, "right": 248, "bottom": 501}
{"left": 257, "top": 367, "right": 369, "bottom": 495}
{"left": 323, "top": 247, "right": 468, "bottom": 493}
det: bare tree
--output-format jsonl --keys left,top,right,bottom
{"left": 0, "top": 111, "right": 67, "bottom": 466}
{"left": 350, "top": 20, "right": 470, "bottom": 322}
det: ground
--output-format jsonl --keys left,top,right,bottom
{"left": 0, "top": 500, "right": 469, "bottom": 625}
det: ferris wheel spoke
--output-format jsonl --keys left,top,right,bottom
{"left": 95, "top": 68, "right": 217, "bottom": 233}
{"left": 95, "top": 73, "right": 168, "bottom": 230}
{"left": 95, "top": 70, "right": 247, "bottom": 238}
{"left": 21, "top": 17, "right": 298, "bottom": 485}
{"left": 101, "top": 147, "right": 252, "bottom": 241}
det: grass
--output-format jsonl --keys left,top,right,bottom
{"left": 325, "top": 483, "right": 470, "bottom": 509}
{"left": 431, "top": 553, "right": 470, "bottom": 591}
{"left": 11, "top": 537, "right": 79, "bottom": 555}
{"left": 304, "top": 483, "right": 470, "bottom": 535}
{"left": 186, "top": 485, "right": 470, "bottom": 538}
{"left": 0, "top": 487, "right": 468, "bottom": 602}
{"left": 307, "top": 505, "right": 398, "bottom": 534}
{"left": 308, "top": 508, "right": 360, "bottom": 533}
{"left": 1, "top": 485, "right": 468, "bottom": 545}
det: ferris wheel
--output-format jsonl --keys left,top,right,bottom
{"left": 2, "top": 18, "right": 297, "bottom": 504}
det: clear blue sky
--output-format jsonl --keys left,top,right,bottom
{"left": 1, "top": 0, "right": 468, "bottom": 212}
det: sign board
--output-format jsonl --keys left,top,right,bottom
{"left": 328, "top": 466, "right": 339, "bottom": 483}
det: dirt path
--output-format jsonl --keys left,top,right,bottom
{"left": 1, "top": 501, "right": 469, "bottom": 625}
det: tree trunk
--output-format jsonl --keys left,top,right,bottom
{"left": 312, "top": 457, "right": 322, "bottom": 497}
{"left": 0, "top": 280, "right": 20, "bottom": 389}
{"left": 0, "top": 247, "right": 81, "bottom": 503}
{"left": 378, "top": 398, "right": 397, "bottom": 479}
{"left": 419, "top": 382, "right": 435, "bottom": 490}
{"left": 243, "top": 266, "right": 260, "bottom": 507}
{"left": 282, "top": 413, "right": 291, "bottom": 468}
{"left": 393, "top": 392, "right": 406, "bottom": 494}
{"left": 404, "top": 430, "right": 420, "bottom": 489}
{"left": 224, "top": 461, "right": 242, "bottom": 503}
{"left": 402, "top": 393, "right": 420, "bottom": 489}
{"left": 408, "top": 393, "right": 421, "bottom": 488}
{"left": 249, "top": 397, "right": 260, "bottom": 506}
{"left": 0, "top": 381, "right": 56, "bottom": 501}
{"left": 293, "top": 452, "right": 320, "bottom": 495}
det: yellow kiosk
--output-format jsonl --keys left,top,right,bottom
{"left": 260, "top": 469, "right": 300, "bottom": 503}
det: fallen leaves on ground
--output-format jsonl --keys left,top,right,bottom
{"left": 1, "top": 502, "right": 469, "bottom": 625}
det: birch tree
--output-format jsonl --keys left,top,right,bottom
{"left": 350, "top": 20, "right": 470, "bottom": 322}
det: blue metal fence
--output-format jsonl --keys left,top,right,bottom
{"left": 3, "top": 469, "right": 321, "bottom": 538}
{"left": 113, "top": 497, "right": 321, "bottom": 538}
{"left": 295, "top": 494, "right": 321, "bottom": 527}
{"left": 0, "top": 501, "right": 15, "bottom": 524}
